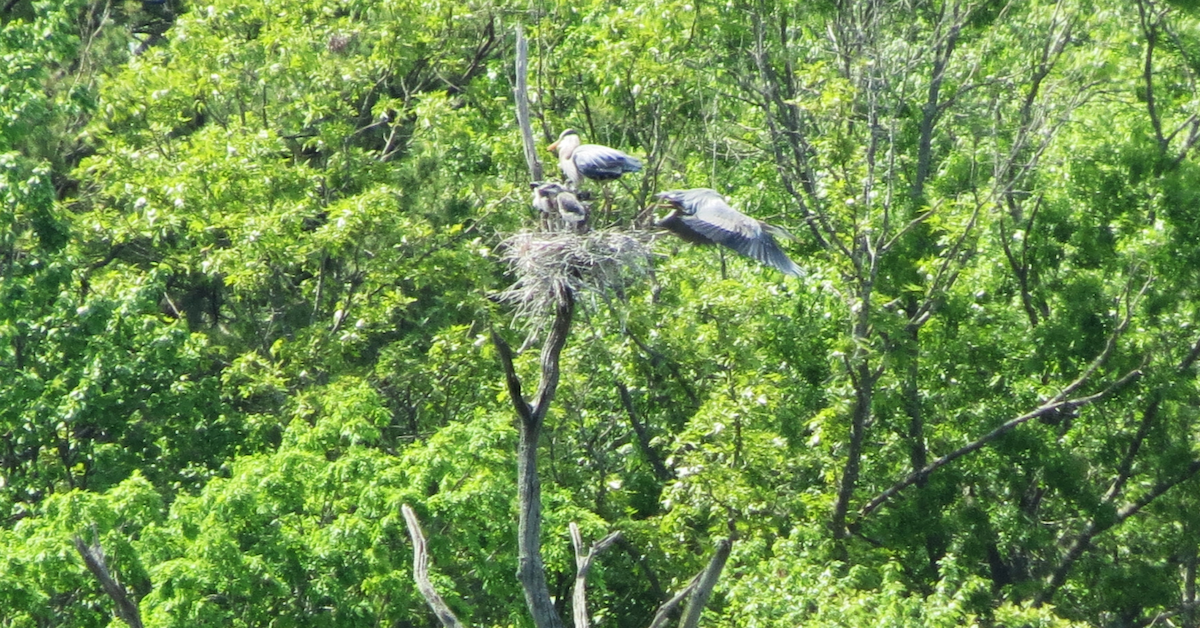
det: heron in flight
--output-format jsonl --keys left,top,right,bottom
{"left": 656, "top": 188, "right": 803, "bottom": 277}
{"left": 547, "top": 129, "right": 642, "bottom": 188}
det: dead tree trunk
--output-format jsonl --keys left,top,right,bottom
{"left": 514, "top": 25, "right": 544, "bottom": 183}
{"left": 494, "top": 288, "right": 575, "bottom": 628}
{"left": 571, "top": 523, "right": 622, "bottom": 628}
{"left": 402, "top": 504, "right": 465, "bottom": 628}
{"left": 73, "top": 531, "right": 144, "bottom": 628}
{"left": 401, "top": 23, "right": 734, "bottom": 628}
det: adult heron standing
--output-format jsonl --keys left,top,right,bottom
{"left": 547, "top": 129, "right": 642, "bottom": 188}
{"left": 656, "top": 188, "right": 803, "bottom": 277}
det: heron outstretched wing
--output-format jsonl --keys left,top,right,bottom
{"left": 658, "top": 189, "right": 803, "bottom": 277}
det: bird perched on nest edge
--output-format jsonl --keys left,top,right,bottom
{"left": 655, "top": 188, "right": 803, "bottom": 277}
{"left": 531, "top": 181, "right": 589, "bottom": 233}
{"left": 547, "top": 129, "right": 642, "bottom": 188}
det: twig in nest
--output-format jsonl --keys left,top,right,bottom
{"left": 497, "top": 228, "right": 653, "bottom": 331}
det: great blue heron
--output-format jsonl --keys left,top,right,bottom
{"left": 656, "top": 188, "right": 803, "bottom": 277}
{"left": 531, "top": 182, "right": 554, "bottom": 215}
{"left": 547, "top": 129, "right": 642, "bottom": 188}
{"left": 531, "top": 181, "right": 589, "bottom": 232}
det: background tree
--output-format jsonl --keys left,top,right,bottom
{"left": 4, "top": 0, "right": 1200, "bottom": 627}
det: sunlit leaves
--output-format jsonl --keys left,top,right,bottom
{"left": 6, "top": 0, "right": 1200, "bottom": 626}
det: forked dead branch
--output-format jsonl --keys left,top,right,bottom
{"left": 399, "top": 23, "right": 732, "bottom": 628}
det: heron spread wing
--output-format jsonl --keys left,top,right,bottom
{"left": 658, "top": 189, "right": 804, "bottom": 277}
{"left": 572, "top": 144, "right": 643, "bottom": 181}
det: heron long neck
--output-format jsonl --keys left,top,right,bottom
{"left": 560, "top": 156, "right": 580, "bottom": 186}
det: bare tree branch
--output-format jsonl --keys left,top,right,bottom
{"left": 515, "top": 25, "right": 544, "bottom": 183}
{"left": 1035, "top": 321, "right": 1200, "bottom": 606}
{"left": 858, "top": 363, "right": 1144, "bottom": 521}
{"left": 401, "top": 505, "right": 466, "bottom": 628}
{"left": 72, "top": 531, "right": 144, "bottom": 628}
{"left": 647, "top": 579, "right": 698, "bottom": 628}
{"left": 617, "top": 381, "right": 672, "bottom": 481}
{"left": 1180, "top": 334, "right": 1200, "bottom": 372}
{"left": 859, "top": 270, "right": 1152, "bottom": 520}
{"left": 570, "top": 524, "right": 622, "bottom": 628}
{"left": 912, "top": 0, "right": 965, "bottom": 201}
{"left": 676, "top": 538, "right": 733, "bottom": 628}
{"left": 493, "top": 289, "right": 575, "bottom": 628}
{"left": 1036, "top": 458, "right": 1200, "bottom": 606}
{"left": 998, "top": 195, "right": 1047, "bottom": 328}
{"left": 906, "top": 198, "right": 982, "bottom": 327}
{"left": 645, "top": 538, "right": 733, "bottom": 628}
{"left": 1137, "top": 0, "right": 1168, "bottom": 150}
{"left": 624, "top": 328, "right": 700, "bottom": 407}
{"left": 831, "top": 353, "right": 875, "bottom": 540}
{"left": 532, "top": 291, "right": 574, "bottom": 423}
{"left": 493, "top": 327, "right": 533, "bottom": 424}
{"left": 748, "top": 7, "right": 840, "bottom": 253}
{"left": 1104, "top": 399, "right": 1159, "bottom": 502}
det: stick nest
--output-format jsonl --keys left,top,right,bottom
{"left": 498, "top": 228, "right": 654, "bottom": 325}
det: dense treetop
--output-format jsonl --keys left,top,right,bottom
{"left": 4, "top": 0, "right": 1200, "bottom": 626}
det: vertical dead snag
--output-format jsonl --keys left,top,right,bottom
{"left": 515, "top": 25, "right": 544, "bottom": 183}
{"left": 402, "top": 504, "right": 466, "bottom": 628}
{"left": 401, "top": 23, "right": 732, "bottom": 628}
{"left": 493, "top": 289, "right": 574, "bottom": 628}
{"left": 570, "top": 523, "right": 622, "bottom": 628}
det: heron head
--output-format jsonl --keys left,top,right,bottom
{"left": 655, "top": 190, "right": 694, "bottom": 215}
{"left": 535, "top": 181, "right": 566, "bottom": 197}
{"left": 547, "top": 129, "right": 579, "bottom": 153}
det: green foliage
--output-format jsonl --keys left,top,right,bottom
{"left": 6, "top": 0, "right": 1200, "bottom": 626}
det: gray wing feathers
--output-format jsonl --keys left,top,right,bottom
{"left": 681, "top": 214, "right": 802, "bottom": 277}
{"left": 557, "top": 192, "right": 588, "bottom": 230}
{"left": 661, "top": 189, "right": 804, "bottom": 277}
{"left": 573, "top": 145, "right": 642, "bottom": 180}
{"left": 750, "top": 238, "right": 804, "bottom": 277}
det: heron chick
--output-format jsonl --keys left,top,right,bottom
{"left": 532, "top": 181, "right": 590, "bottom": 233}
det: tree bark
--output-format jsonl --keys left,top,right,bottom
{"left": 401, "top": 504, "right": 466, "bottom": 628}
{"left": 831, "top": 275, "right": 876, "bottom": 542}
{"left": 858, "top": 297, "right": 1146, "bottom": 523}
{"left": 494, "top": 290, "right": 575, "bottom": 628}
{"left": 1036, "top": 459, "right": 1200, "bottom": 607}
{"left": 73, "top": 532, "right": 144, "bottom": 628}
{"left": 1185, "top": 548, "right": 1197, "bottom": 628}
{"left": 912, "top": 2, "right": 962, "bottom": 201}
{"left": 676, "top": 538, "right": 733, "bottom": 628}
{"left": 617, "top": 381, "right": 671, "bottom": 481}
{"left": 570, "top": 523, "right": 621, "bottom": 628}
{"left": 644, "top": 537, "right": 733, "bottom": 628}
{"left": 514, "top": 25, "right": 544, "bottom": 183}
